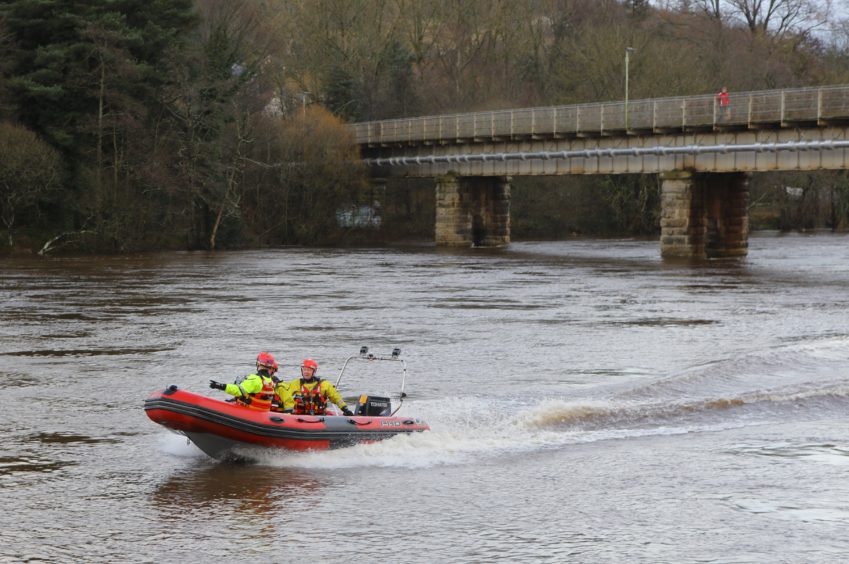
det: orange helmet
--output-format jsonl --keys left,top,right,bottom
{"left": 257, "top": 352, "right": 277, "bottom": 372}
{"left": 302, "top": 358, "right": 318, "bottom": 377}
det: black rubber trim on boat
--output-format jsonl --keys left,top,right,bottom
{"left": 347, "top": 419, "right": 373, "bottom": 426}
{"left": 270, "top": 417, "right": 284, "bottom": 423}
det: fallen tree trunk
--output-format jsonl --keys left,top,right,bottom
{"left": 38, "top": 230, "right": 95, "bottom": 256}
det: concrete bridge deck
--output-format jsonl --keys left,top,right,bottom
{"left": 348, "top": 85, "right": 849, "bottom": 256}
{"left": 352, "top": 85, "right": 849, "bottom": 177}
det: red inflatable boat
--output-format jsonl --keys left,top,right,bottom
{"left": 145, "top": 348, "right": 429, "bottom": 461}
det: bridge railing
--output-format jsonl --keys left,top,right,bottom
{"left": 352, "top": 84, "right": 849, "bottom": 145}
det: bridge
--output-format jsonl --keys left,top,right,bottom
{"left": 351, "top": 84, "right": 849, "bottom": 257}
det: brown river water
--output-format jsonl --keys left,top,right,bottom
{"left": 2, "top": 233, "right": 849, "bottom": 563}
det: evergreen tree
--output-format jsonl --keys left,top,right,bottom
{"left": 0, "top": 0, "right": 196, "bottom": 248}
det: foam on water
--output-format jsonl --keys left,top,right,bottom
{"left": 159, "top": 373, "right": 849, "bottom": 470}
{"left": 157, "top": 432, "right": 205, "bottom": 458}
{"left": 152, "top": 335, "right": 849, "bottom": 470}
{"left": 249, "top": 408, "right": 772, "bottom": 470}
{"left": 253, "top": 430, "right": 494, "bottom": 469}
{"left": 244, "top": 397, "right": 760, "bottom": 470}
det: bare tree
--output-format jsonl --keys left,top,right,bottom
{"left": 240, "top": 106, "right": 366, "bottom": 245}
{"left": 0, "top": 123, "right": 62, "bottom": 247}
{"left": 725, "top": 0, "right": 832, "bottom": 37}
{"left": 694, "top": 0, "right": 724, "bottom": 19}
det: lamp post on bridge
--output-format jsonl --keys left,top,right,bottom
{"left": 301, "top": 91, "right": 310, "bottom": 118}
{"left": 625, "top": 47, "right": 635, "bottom": 131}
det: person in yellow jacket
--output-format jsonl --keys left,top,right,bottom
{"left": 286, "top": 358, "right": 353, "bottom": 416}
{"left": 209, "top": 352, "right": 277, "bottom": 411}
{"left": 272, "top": 375, "right": 294, "bottom": 413}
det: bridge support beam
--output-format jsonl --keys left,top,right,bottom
{"left": 435, "top": 174, "right": 510, "bottom": 246}
{"left": 660, "top": 171, "right": 749, "bottom": 258}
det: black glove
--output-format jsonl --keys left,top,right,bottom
{"left": 341, "top": 407, "right": 353, "bottom": 416}
{"left": 209, "top": 380, "right": 226, "bottom": 391}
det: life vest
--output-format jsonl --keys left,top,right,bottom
{"left": 292, "top": 378, "right": 328, "bottom": 415}
{"left": 236, "top": 373, "right": 275, "bottom": 411}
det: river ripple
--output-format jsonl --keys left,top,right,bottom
{"left": 1, "top": 233, "right": 849, "bottom": 562}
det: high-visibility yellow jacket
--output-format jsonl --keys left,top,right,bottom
{"left": 224, "top": 373, "right": 275, "bottom": 411}
{"left": 273, "top": 380, "right": 294, "bottom": 413}
{"left": 287, "top": 377, "right": 348, "bottom": 415}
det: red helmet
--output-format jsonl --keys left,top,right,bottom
{"left": 302, "top": 358, "right": 318, "bottom": 370}
{"left": 256, "top": 352, "right": 276, "bottom": 371}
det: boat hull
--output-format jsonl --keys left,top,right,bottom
{"left": 144, "top": 386, "right": 429, "bottom": 460}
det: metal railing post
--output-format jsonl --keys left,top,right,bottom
{"left": 713, "top": 95, "right": 717, "bottom": 127}
{"left": 780, "top": 90, "right": 786, "bottom": 126}
{"left": 652, "top": 100, "right": 657, "bottom": 130}
{"left": 747, "top": 94, "right": 752, "bottom": 126}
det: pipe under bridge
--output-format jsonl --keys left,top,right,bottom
{"left": 351, "top": 84, "right": 849, "bottom": 257}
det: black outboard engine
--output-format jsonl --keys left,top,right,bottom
{"left": 354, "top": 395, "right": 392, "bottom": 416}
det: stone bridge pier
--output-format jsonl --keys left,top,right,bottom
{"left": 435, "top": 174, "right": 511, "bottom": 246}
{"left": 660, "top": 171, "right": 750, "bottom": 258}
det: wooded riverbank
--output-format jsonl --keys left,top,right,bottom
{"left": 2, "top": 0, "right": 848, "bottom": 254}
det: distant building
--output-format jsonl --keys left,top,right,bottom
{"left": 785, "top": 186, "right": 804, "bottom": 199}
{"left": 336, "top": 203, "right": 381, "bottom": 228}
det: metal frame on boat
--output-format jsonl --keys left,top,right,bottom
{"left": 335, "top": 346, "right": 407, "bottom": 416}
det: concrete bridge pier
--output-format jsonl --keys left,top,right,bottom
{"left": 660, "top": 171, "right": 750, "bottom": 258}
{"left": 435, "top": 174, "right": 511, "bottom": 246}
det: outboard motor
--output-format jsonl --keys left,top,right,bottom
{"left": 354, "top": 395, "right": 392, "bottom": 416}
